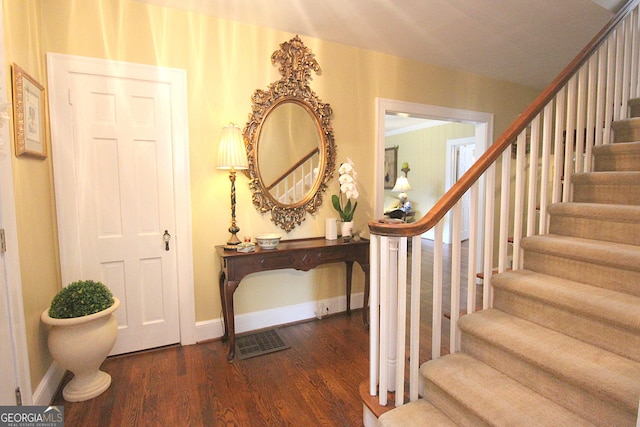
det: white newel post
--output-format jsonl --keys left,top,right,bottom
{"left": 386, "top": 238, "right": 399, "bottom": 391}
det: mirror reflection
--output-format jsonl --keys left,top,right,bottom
{"left": 258, "top": 101, "right": 321, "bottom": 205}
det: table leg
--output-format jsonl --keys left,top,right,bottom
{"left": 361, "top": 263, "right": 370, "bottom": 327}
{"left": 219, "top": 272, "right": 229, "bottom": 340}
{"left": 224, "top": 281, "right": 239, "bottom": 362}
{"left": 345, "top": 261, "right": 354, "bottom": 315}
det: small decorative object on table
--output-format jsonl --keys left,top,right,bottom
{"left": 255, "top": 233, "right": 281, "bottom": 249}
{"left": 332, "top": 158, "right": 359, "bottom": 237}
{"left": 236, "top": 242, "right": 256, "bottom": 252}
{"left": 325, "top": 218, "right": 338, "bottom": 240}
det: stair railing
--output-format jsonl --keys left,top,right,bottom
{"left": 367, "top": 0, "right": 640, "bottom": 411}
{"left": 266, "top": 148, "right": 319, "bottom": 204}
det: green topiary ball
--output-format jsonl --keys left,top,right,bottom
{"left": 48, "top": 280, "right": 114, "bottom": 319}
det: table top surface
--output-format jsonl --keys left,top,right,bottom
{"left": 216, "top": 236, "right": 369, "bottom": 258}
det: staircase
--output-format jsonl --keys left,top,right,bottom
{"left": 365, "top": 3, "right": 640, "bottom": 424}
{"left": 376, "top": 102, "right": 640, "bottom": 426}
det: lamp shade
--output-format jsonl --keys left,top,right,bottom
{"left": 392, "top": 175, "right": 412, "bottom": 192}
{"left": 216, "top": 124, "right": 248, "bottom": 170}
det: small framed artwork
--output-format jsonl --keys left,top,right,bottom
{"left": 384, "top": 146, "right": 398, "bottom": 189}
{"left": 12, "top": 63, "right": 46, "bottom": 159}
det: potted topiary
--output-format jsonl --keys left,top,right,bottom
{"left": 41, "top": 280, "right": 120, "bottom": 402}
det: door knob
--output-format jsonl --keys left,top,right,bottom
{"left": 163, "top": 230, "right": 171, "bottom": 251}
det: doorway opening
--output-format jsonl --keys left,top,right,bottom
{"left": 375, "top": 97, "right": 493, "bottom": 247}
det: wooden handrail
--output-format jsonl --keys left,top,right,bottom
{"left": 368, "top": 0, "right": 639, "bottom": 237}
{"left": 266, "top": 148, "right": 320, "bottom": 190}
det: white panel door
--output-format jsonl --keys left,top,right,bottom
{"left": 68, "top": 73, "right": 180, "bottom": 355}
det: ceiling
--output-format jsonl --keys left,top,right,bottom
{"left": 136, "top": 0, "right": 624, "bottom": 89}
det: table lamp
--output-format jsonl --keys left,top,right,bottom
{"left": 392, "top": 173, "right": 412, "bottom": 204}
{"left": 216, "top": 124, "right": 248, "bottom": 245}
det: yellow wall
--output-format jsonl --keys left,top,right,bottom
{"left": 4, "top": 0, "right": 540, "bottom": 393}
{"left": 4, "top": 0, "right": 61, "bottom": 393}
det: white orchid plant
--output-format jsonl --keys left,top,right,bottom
{"left": 332, "top": 158, "right": 359, "bottom": 222}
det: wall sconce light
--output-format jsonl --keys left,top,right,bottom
{"left": 400, "top": 161, "right": 410, "bottom": 177}
{"left": 216, "top": 124, "right": 248, "bottom": 245}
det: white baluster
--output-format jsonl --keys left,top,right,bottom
{"left": 467, "top": 184, "right": 479, "bottom": 312}
{"left": 498, "top": 150, "right": 511, "bottom": 272}
{"left": 369, "top": 234, "right": 379, "bottom": 397}
{"left": 450, "top": 202, "right": 462, "bottom": 353}
{"left": 395, "top": 237, "right": 407, "bottom": 407}
{"left": 409, "top": 234, "right": 422, "bottom": 401}
{"left": 432, "top": 222, "right": 444, "bottom": 360}
{"left": 552, "top": 88, "right": 566, "bottom": 204}
{"left": 539, "top": 104, "right": 553, "bottom": 234}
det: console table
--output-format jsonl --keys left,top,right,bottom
{"left": 216, "top": 237, "right": 370, "bottom": 361}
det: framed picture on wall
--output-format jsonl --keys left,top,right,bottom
{"left": 384, "top": 146, "right": 398, "bottom": 189}
{"left": 12, "top": 63, "right": 47, "bottom": 159}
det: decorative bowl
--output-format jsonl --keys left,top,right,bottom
{"left": 255, "top": 233, "right": 281, "bottom": 249}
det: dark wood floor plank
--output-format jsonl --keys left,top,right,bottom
{"left": 52, "top": 311, "right": 370, "bottom": 426}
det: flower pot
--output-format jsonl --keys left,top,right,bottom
{"left": 341, "top": 221, "right": 354, "bottom": 237}
{"left": 41, "top": 298, "right": 120, "bottom": 402}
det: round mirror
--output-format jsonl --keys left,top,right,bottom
{"left": 243, "top": 36, "right": 336, "bottom": 232}
{"left": 257, "top": 100, "right": 323, "bottom": 206}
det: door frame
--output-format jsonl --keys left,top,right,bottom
{"left": 0, "top": 0, "right": 32, "bottom": 404}
{"left": 445, "top": 136, "right": 476, "bottom": 243}
{"left": 46, "top": 53, "right": 196, "bottom": 347}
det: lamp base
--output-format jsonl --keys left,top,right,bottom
{"left": 227, "top": 224, "right": 241, "bottom": 245}
{"left": 227, "top": 234, "right": 242, "bottom": 245}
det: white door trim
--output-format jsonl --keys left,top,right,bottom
{"left": 0, "top": 0, "right": 32, "bottom": 405}
{"left": 46, "top": 53, "right": 196, "bottom": 346}
{"left": 445, "top": 136, "right": 476, "bottom": 243}
{"left": 375, "top": 98, "right": 493, "bottom": 267}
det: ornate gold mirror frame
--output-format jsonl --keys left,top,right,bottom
{"left": 244, "top": 36, "right": 336, "bottom": 231}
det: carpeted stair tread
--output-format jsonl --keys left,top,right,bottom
{"left": 547, "top": 202, "right": 640, "bottom": 245}
{"left": 421, "top": 353, "right": 596, "bottom": 426}
{"left": 572, "top": 171, "right": 640, "bottom": 204}
{"left": 492, "top": 269, "right": 640, "bottom": 331}
{"left": 612, "top": 117, "right": 640, "bottom": 143}
{"left": 612, "top": 116, "right": 640, "bottom": 126}
{"left": 521, "top": 234, "right": 640, "bottom": 271}
{"left": 595, "top": 140, "right": 640, "bottom": 152}
{"left": 492, "top": 270, "right": 640, "bottom": 361}
{"left": 378, "top": 399, "right": 458, "bottom": 427}
{"left": 629, "top": 98, "right": 640, "bottom": 117}
{"left": 572, "top": 171, "right": 640, "bottom": 184}
{"left": 593, "top": 141, "right": 640, "bottom": 172}
{"left": 521, "top": 234, "right": 640, "bottom": 295}
{"left": 458, "top": 309, "right": 640, "bottom": 416}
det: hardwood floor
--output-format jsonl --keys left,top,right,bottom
{"left": 53, "top": 312, "right": 369, "bottom": 426}
{"left": 52, "top": 238, "right": 476, "bottom": 426}
{"left": 411, "top": 238, "right": 480, "bottom": 361}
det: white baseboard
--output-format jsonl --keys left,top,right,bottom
{"left": 32, "top": 360, "right": 65, "bottom": 405}
{"left": 195, "top": 292, "right": 364, "bottom": 343}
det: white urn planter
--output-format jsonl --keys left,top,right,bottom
{"left": 41, "top": 298, "right": 120, "bottom": 402}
